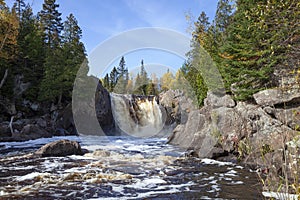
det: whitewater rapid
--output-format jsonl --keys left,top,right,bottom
{"left": 0, "top": 135, "right": 262, "bottom": 199}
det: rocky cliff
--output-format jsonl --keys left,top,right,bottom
{"left": 0, "top": 78, "right": 114, "bottom": 142}
{"left": 165, "top": 89, "right": 300, "bottom": 168}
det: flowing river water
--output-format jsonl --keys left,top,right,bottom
{"left": 0, "top": 94, "right": 263, "bottom": 199}
{"left": 0, "top": 135, "right": 262, "bottom": 199}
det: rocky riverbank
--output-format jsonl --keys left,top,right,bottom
{"left": 162, "top": 89, "right": 300, "bottom": 170}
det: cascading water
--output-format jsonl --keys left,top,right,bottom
{"left": 110, "top": 93, "right": 164, "bottom": 137}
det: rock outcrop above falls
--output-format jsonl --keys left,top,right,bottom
{"left": 159, "top": 90, "right": 196, "bottom": 127}
{"left": 167, "top": 89, "right": 300, "bottom": 165}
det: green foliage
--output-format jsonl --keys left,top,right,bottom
{"left": 186, "top": 0, "right": 299, "bottom": 102}
{"left": 103, "top": 58, "right": 159, "bottom": 96}
{"left": 0, "top": 0, "right": 87, "bottom": 107}
{"left": 180, "top": 62, "right": 208, "bottom": 106}
{"left": 39, "top": 12, "right": 86, "bottom": 104}
{"left": 15, "top": 4, "right": 45, "bottom": 101}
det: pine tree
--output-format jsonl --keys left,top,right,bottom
{"left": 39, "top": 0, "right": 63, "bottom": 49}
{"left": 214, "top": 0, "right": 232, "bottom": 33}
{"left": 192, "top": 11, "right": 210, "bottom": 48}
{"left": 185, "top": 11, "right": 212, "bottom": 105}
{"left": 102, "top": 73, "right": 110, "bottom": 89}
{"left": 60, "top": 14, "right": 86, "bottom": 100}
{"left": 39, "top": 12, "right": 86, "bottom": 104}
{"left": 219, "top": 0, "right": 275, "bottom": 100}
{"left": 109, "top": 67, "right": 118, "bottom": 91}
{"left": 133, "top": 72, "right": 143, "bottom": 94}
{"left": 114, "top": 56, "right": 128, "bottom": 93}
{"left": 139, "top": 59, "right": 149, "bottom": 94}
{"left": 13, "top": 0, "right": 25, "bottom": 22}
{"left": 15, "top": 4, "right": 45, "bottom": 100}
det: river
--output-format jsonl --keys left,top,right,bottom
{"left": 0, "top": 135, "right": 262, "bottom": 199}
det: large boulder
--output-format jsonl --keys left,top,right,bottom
{"left": 35, "top": 139, "right": 83, "bottom": 157}
{"left": 168, "top": 110, "right": 219, "bottom": 158}
{"left": 253, "top": 88, "right": 300, "bottom": 106}
{"left": 204, "top": 92, "right": 236, "bottom": 108}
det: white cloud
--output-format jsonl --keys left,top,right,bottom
{"left": 123, "top": 0, "right": 187, "bottom": 32}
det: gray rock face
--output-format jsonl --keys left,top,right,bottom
{"left": 95, "top": 82, "right": 114, "bottom": 133}
{"left": 253, "top": 88, "right": 300, "bottom": 106}
{"left": 204, "top": 92, "right": 236, "bottom": 108}
{"left": 159, "top": 90, "right": 196, "bottom": 126}
{"left": 72, "top": 77, "right": 115, "bottom": 135}
{"left": 35, "top": 140, "right": 83, "bottom": 157}
{"left": 168, "top": 90, "right": 297, "bottom": 162}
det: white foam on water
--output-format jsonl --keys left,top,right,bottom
{"left": 230, "top": 181, "right": 244, "bottom": 185}
{"left": 0, "top": 190, "right": 7, "bottom": 196}
{"left": 200, "top": 196, "right": 213, "bottom": 200}
{"left": 208, "top": 184, "right": 221, "bottom": 193}
{"left": 42, "top": 159, "right": 64, "bottom": 171}
{"left": 1, "top": 165, "right": 35, "bottom": 171}
{"left": 64, "top": 167, "right": 87, "bottom": 173}
{"left": 202, "top": 176, "right": 215, "bottom": 181}
{"left": 235, "top": 165, "right": 244, "bottom": 169}
{"left": 89, "top": 181, "right": 194, "bottom": 200}
{"left": 131, "top": 177, "right": 167, "bottom": 189}
{"left": 68, "top": 155, "right": 96, "bottom": 160}
{"left": 16, "top": 172, "right": 51, "bottom": 181}
{"left": 225, "top": 169, "right": 238, "bottom": 177}
{"left": 201, "top": 158, "right": 233, "bottom": 166}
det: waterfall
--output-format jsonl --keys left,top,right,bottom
{"left": 110, "top": 93, "right": 164, "bottom": 137}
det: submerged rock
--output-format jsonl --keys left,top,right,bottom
{"left": 35, "top": 139, "right": 83, "bottom": 157}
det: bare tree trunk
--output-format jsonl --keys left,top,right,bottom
{"left": 9, "top": 115, "right": 14, "bottom": 135}
{"left": 58, "top": 92, "right": 62, "bottom": 107}
{"left": 0, "top": 26, "right": 12, "bottom": 90}
{"left": 0, "top": 68, "right": 8, "bottom": 90}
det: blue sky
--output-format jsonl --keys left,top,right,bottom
{"left": 6, "top": 0, "right": 219, "bottom": 77}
